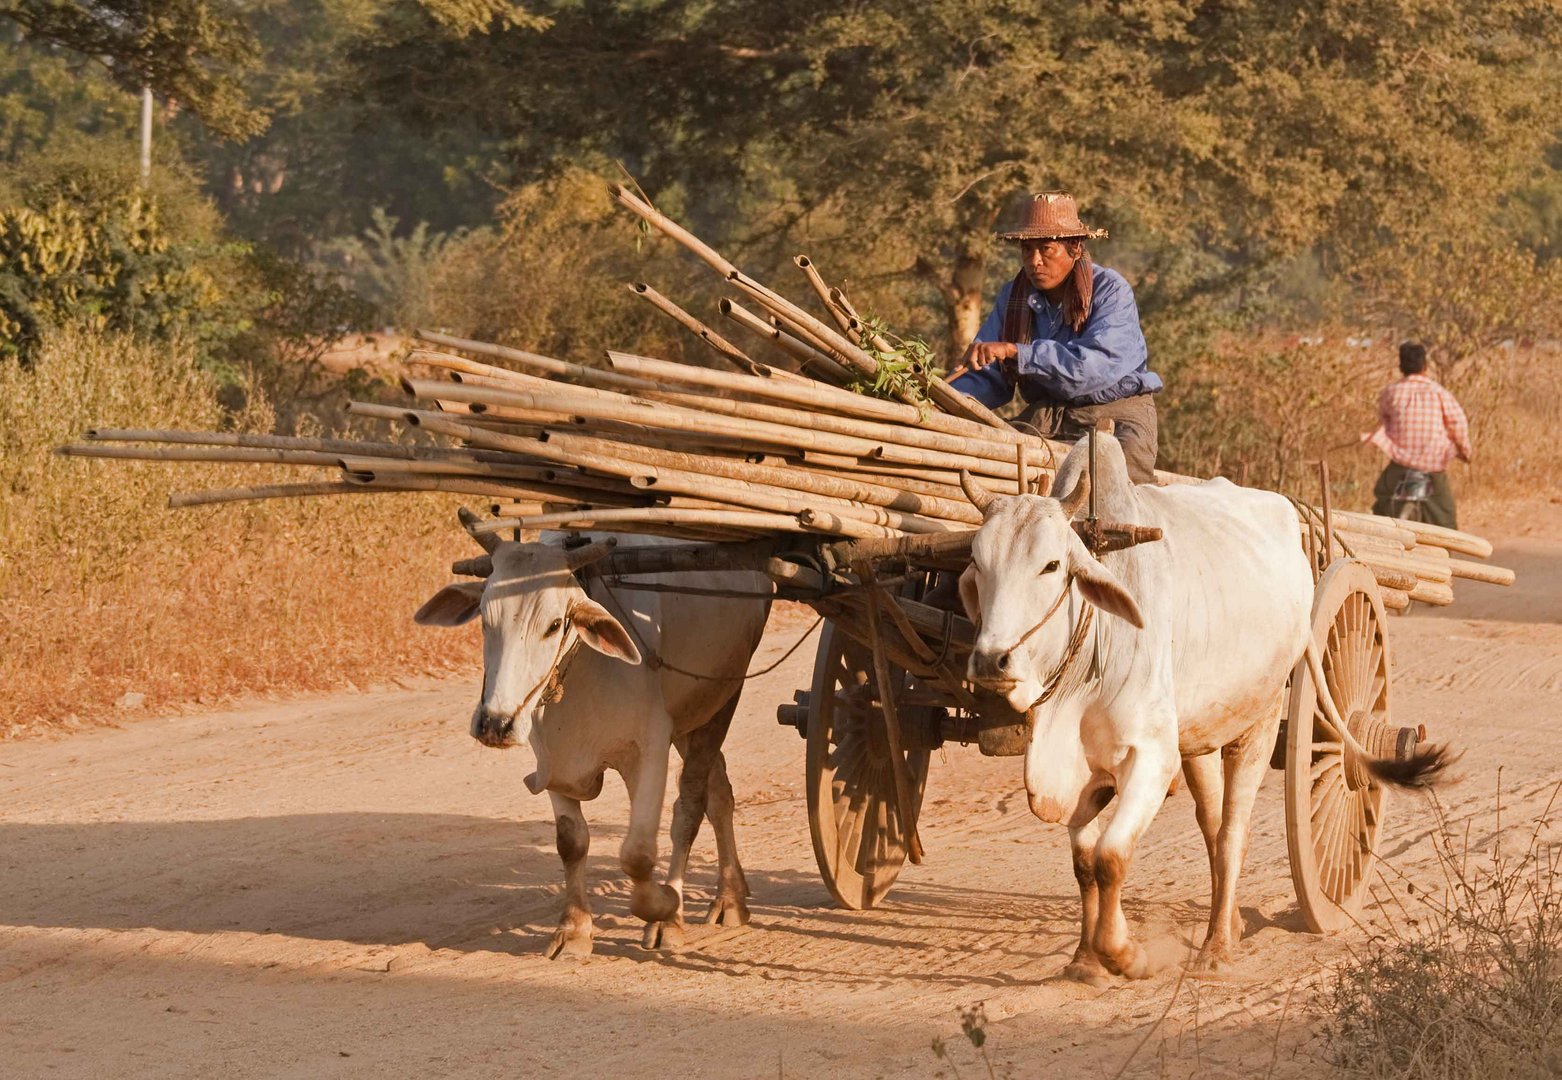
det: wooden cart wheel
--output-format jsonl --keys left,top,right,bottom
{"left": 805, "top": 620, "right": 931, "bottom": 910}
{"left": 1285, "top": 559, "right": 1393, "bottom": 933}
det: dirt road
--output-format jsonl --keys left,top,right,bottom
{"left": 3, "top": 511, "right": 1558, "bottom": 1079}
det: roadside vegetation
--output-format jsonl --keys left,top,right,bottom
{"left": 1323, "top": 786, "right": 1562, "bottom": 1078}
{"left": 2, "top": 1, "right": 1561, "bottom": 732}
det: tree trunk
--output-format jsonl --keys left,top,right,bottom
{"left": 918, "top": 244, "right": 993, "bottom": 357}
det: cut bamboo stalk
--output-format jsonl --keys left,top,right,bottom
{"left": 398, "top": 408, "right": 955, "bottom": 533}
{"left": 794, "top": 255, "right": 856, "bottom": 337}
{"left": 542, "top": 431, "right": 982, "bottom": 524}
{"left": 610, "top": 184, "right": 739, "bottom": 277}
{"left": 1334, "top": 510, "right": 1493, "bottom": 559}
{"left": 627, "top": 282, "right": 778, "bottom": 378}
{"left": 168, "top": 481, "right": 435, "bottom": 508}
{"left": 829, "top": 284, "right": 897, "bottom": 356}
{"left": 1408, "top": 580, "right": 1455, "bottom": 606}
{"left": 480, "top": 505, "right": 893, "bottom": 539}
{"left": 84, "top": 428, "right": 423, "bottom": 460}
{"left": 798, "top": 452, "right": 968, "bottom": 492}
{"left": 1379, "top": 587, "right": 1411, "bottom": 611}
{"left": 1445, "top": 558, "right": 1517, "bottom": 587}
{"left": 626, "top": 473, "right": 954, "bottom": 534}
{"left": 59, "top": 444, "right": 343, "bottom": 468}
{"left": 415, "top": 375, "right": 1045, "bottom": 484}
{"left": 607, "top": 349, "right": 1041, "bottom": 448}
{"left": 720, "top": 298, "right": 855, "bottom": 384}
{"left": 415, "top": 331, "right": 656, "bottom": 395}
{"left": 640, "top": 382, "right": 1050, "bottom": 468}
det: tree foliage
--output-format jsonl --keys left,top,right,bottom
{"left": 350, "top": 0, "right": 1562, "bottom": 357}
{"left": 0, "top": 0, "right": 267, "bottom": 138}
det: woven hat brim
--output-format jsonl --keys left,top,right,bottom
{"left": 995, "top": 226, "right": 1109, "bottom": 241}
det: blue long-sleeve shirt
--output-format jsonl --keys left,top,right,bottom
{"left": 972, "top": 264, "right": 1161, "bottom": 406}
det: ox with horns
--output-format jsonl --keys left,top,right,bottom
{"left": 956, "top": 436, "right": 1451, "bottom": 980}
{"left": 416, "top": 510, "right": 772, "bottom": 956}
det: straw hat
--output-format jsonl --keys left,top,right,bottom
{"left": 994, "top": 192, "right": 1108, "bottom": 242}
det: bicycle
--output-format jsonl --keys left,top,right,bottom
{"left": 1391, "top": 468, "right": 1434, "bottom": 523}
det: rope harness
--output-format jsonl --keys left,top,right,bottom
{"left": 593, "top": 574, "right": 822, "bottom": 684}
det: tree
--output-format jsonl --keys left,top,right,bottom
{"left": 351, "top": 0, "right": 1562, "bottom": 356}
{"left": 0, "top": 0, "right": 266, "bottom": 138}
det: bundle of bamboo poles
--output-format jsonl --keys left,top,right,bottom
{"left": 56, "top": 186, "right": 1514, "bottom": 612}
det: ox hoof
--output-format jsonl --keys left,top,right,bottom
{"left": 544, "top": 926, "right": 594, "bottom": 960}
{"left": 630, "top": 882, "right": 681, "bottom": 924}
{"left": 1062, "top": 951, "right": 1112, "bottom": 988}
{"left": 705, "top": 893, "right": 751, "bottom": 928}
{"left": 642, "top": 920, "right": 687, "bottom": 952}
{"left": 1099, "top": 941, "right": 1153, "bottom": 980}
{"left": 1191, "top": 942, "right": 1237, "bottom": 977}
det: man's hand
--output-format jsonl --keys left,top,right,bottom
{"left": 959, "top": 340, "right": 1019, "bottom": 372}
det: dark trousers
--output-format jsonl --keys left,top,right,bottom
{"left": 1372, "top": 462, "right": 1457, "bottom": 529}
{"left": 950, "top": 366, "right": 1159, "bottom": 483}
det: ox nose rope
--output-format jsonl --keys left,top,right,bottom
{"left": 976, "top": 573, "right": 1097, "bottom": 712}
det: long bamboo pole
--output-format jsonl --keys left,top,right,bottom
{"left": 59, "top": 444, "right": 344, "bottom": 468}
{"left": 718, "top": 298, "right": 855, "bottom": 384}
{"left": 482, "top": 506, "right": 896, "bottom": 539}
{"left": 542, "top": 430, "right": 982, "bottom": 524}
{"left": 607, "top": 349, "right": 1043, "bottom": 448}
{"left": 415, "top": 331, "right": 655, "bottom": 395}
{"left": 627, "top": 282, "right": 776, "bottom": 377}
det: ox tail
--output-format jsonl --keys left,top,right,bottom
{"left": 1303, "top": 640, "right": 1459, "bottom": 790}
{"left": 1367, "top": 742, "right": 1461, "bottom": 790}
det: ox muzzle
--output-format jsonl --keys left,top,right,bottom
{"left": 471, "top": 706, "right": 522, "bottom": 749}
{"left": 968, "top": 647, "right": 1019, "bottom": 691}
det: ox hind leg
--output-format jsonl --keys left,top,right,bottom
{"left": 642, "top": 694, "right": 747, "bottom": 949}
{"left": 545, "top": 792, "right": 594, "bottom": 959}
{"left": 1181, "top": 752, "right": 1242, "bottom": 957}
{"left": 702, "top": 703, "right": 752, "bottom": 928}
{"left": 1195, "top": 697, "right": 1283, "bottom": 973}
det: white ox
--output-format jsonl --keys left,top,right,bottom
{"left": 416, "top": 523, "right": 770, "bottom": 956}
{"left": 957, "top": 436, "right": 1446, "bottom": 980}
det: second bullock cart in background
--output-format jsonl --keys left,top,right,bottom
{"left": 585, "top": 444, "right": 1421, "bottom": 936}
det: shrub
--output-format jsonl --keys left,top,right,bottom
{"left": 0, "top": 325, "right": 473, "bottom": 734}
{"left": 1323, "top": 787, "right": 1562, "bottom": 1078}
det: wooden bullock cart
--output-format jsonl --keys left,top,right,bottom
{"left": 588, "top": 445, "right": 1415, "bottom": 936}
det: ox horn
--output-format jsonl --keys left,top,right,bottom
{"left": 1058, "top": 470, "right": 1090, "bottom": 519}
{"left": 452, "top": 555, "right": 493, "bottom": 578}
{"left": 959, "top": 470, "right": 997, "bottom": 516}
{"left": 458, "top": 506, "right": 501, "bottom": 554}
{"left": 563, "top": 537, "right": 619, "bottom": 571}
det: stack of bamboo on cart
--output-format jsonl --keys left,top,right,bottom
{"left": 57, "top": 184, "right": 1514, "bottom": 610}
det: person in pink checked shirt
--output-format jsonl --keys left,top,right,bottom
{"left": 1360, "top": 342, "right": 1473, "bottom": 528}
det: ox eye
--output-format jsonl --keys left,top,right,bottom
{"left": 1039, "top": 560, "right": 1060, "bottom": 575}
{"left": 543, "top": 618, "right": 564, "bottom": 637}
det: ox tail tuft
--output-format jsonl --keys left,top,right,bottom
{"left": 1367, "top": 742, "right": 1461, "bottom": 789}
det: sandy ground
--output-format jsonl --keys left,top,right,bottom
{"left": 3, "top": 506, "right": 1558, "bottom": 1079}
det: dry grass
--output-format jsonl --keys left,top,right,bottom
{"left": 0, "top": 327, "right": 477, "bottom": 736}
{"left": 1160, "top": 335, "right": 1562, "bottom": 512}
{"left": 1323, "top": 783, "right": 1562, "bottom": 1078}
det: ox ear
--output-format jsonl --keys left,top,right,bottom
{"left": 570, "top": 598, "right": 642, "bottom": 665}
{"left": 1069, "top": 546, "right": 1144, "bottom": 629}
{"left": 415, "top": 581, "right": 484, "bottom": 627}
{"left": 957, "top": 564, "right": 983, "bottom": 625}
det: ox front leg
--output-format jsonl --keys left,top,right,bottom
{"left": 1063, "top": 814, "right": 1110, "bottom": 986}
{"left": 622, "top": 716, "right": 681, "bottom": 929}
{"left": 1092, "top": 741, "right": 1181, "bottom": 980}
{"left": 545, "top": 792, "right": 594, "bottom": 959}
{"left": 1196, "top": 702, "right": 1282, "bottom": 974}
